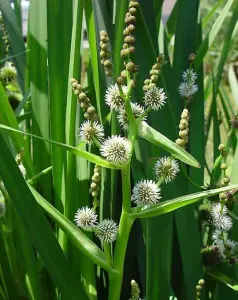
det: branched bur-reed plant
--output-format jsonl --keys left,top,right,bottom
{"left": 0, "top": 0, "right": 238, "bottom": 299}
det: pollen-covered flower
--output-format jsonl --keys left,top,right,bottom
{"left": 131, "top": 179, "right": 161, "bottom": 207}
{"left": 144, "top": 86, "right": 166, "bottom": 110}
{"left": 74, "top": 206, "right": 98, "bottom": 229}
{"left": 79, "top": 120, "right": 104, "bottom": 144}
{"left": 0, "top": 62, "right": 17, "bottom": 84}
{"left": 154, "top": 157, "right": 179, "bottom": 183}
{"left": 96, "top": 219, "right": 118, "bottom": 243}
{"left": 210, "top": 203, "right": 232, "bottom": 231}
{"left": 212, "top": 229, "right": 224, "bottom": 244}
{"left": 182, "top": 69, "right": 197, "bottom": 82}
{"left": 105, "top": 84, "right": 127, "bottom": 111}
{"left": 18, "top": 163, "right": 26, "bottom": 179}
{"left": 0, "top": 202, "right": 6, "bottom": 217}
{"left": 178, "top": 81, "right": 198, "bottom": 98}
{"left": 117, "top": 103, "right": 146, "bottom": 130}
{"left": 100, "top": 135, "right": 131, "bottom": 164}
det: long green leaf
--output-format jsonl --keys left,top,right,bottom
{"left": 0, "top": 131, "right": 88, "bottom": 300}
{"left": 130, "top": 185, "right": 238, "bottom": 219}
{"left": 195, "top": 0, "right": 235, "bottom": 69}
{"left": 0, "top": 0, "right": 26, "bottom": 91}
{"left": 137, "top": 121, "right": 200, "bottom": 168}
{"left": 0, "top": 124, "right": 123, "bottom": 169}
{"left": 29, "top": 185, "right": 114, "bottom": 274}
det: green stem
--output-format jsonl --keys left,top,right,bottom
{"left": 27, "top": 166, "right": 52, "bottom": 185}
{"left": 121, "top": 164, "right": 131, "bottom": 213}
{"left": 108, "top": 212, "right": 135, "bottom": 300}
{"left": 104, "top": 243, "right": 113, "bottom": 266}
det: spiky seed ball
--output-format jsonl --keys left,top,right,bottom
{"left": 0, "top": 202, "right": 6, "bottom": 217}
{"left": 154, "top": 157, "right": 179, "bottom": 183}
{"left": 182, "top": 69, "right": 197, "bottom": 82}
{"left": 210, "top": 203, "right": 232, "bottom": 232}
{"left": 74, "top": 207, "right": 98, "bottom": 229}
{"left": 0, "top": 63, "right": 17, "bottom": 84}
{"left": 100, "top": 135, "right": 131, "bottom": 164}
{"left": 131, "top": 179, "right": 161, "bottom": 207}
{"left": 105, "top": 84, "right": 127, "bottom": 111}
{"left": 144, "top": 86, "right": 167, "bottom": 110}
{"left": 96, "top": 219, "right": 118, "bottom": 243}
{"left": 79, "top": 121, "right": 104, "bottom": 144}
{"left": 178, "top": 81, "right": 198, "bottom": 98}
{"left": 117, "top": 103, "right": 147, "bottom": 131}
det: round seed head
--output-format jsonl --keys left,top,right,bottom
{"left": 123, "top": 28, "right": 130, "bottom": 36}
{"left": 79, "top": 120, "right": 104, "bottom": 144}
{"left": 78, "top": 92, "right": 87, "bottom": 101}
{"left": 221, "top": 163, "right": 227, "bottom": 170}
{"left": 131, "top": 179, "right": 161, "bottom": 207}
{"left": 218, "top": 144, "right": 225, "bottom": 151}
{"left": 144, "top": 86, "right": 167, "bottom": 110}
{"left": 96, "top": 219, "right": 118, "bottom": 243}
{"left": 219, "top": 193, "right": 227, "bottom": 200}
{"left": 128, "top": 24, "right": 135, "bottom": 32}
{"left": 151, "top": 74, "right": 158, "bottom": 83}
{"left": 210, "top": 203, "right": 232, "bottom": 231}
{"left": 0, "top": 202, "right": 6, "bottom": 217}
{"left": 74, "top": 207, "right": 98, "bottom": 229}
{"left": 117, "top": 103, "right": 147, "bottom": 131}
{"left": 129, "top": 7, "right": 137, "bottom": 15}
{"left": 100, "top": 135, "right": 131, "bottom": 164}
{"left": 105, "top": 84, "right": 127, "bottom": 111}
{"left": 0, "top": 63, "right": 17, "bottom": 84}
{"left": 175, "top": 138, "right": 185, "bottom": 147}
{"left": 154, "top": 157, "right": 179, "bottom": 183}
{"left": 129, "top": 46, "right": 136, "bottom": 54}
{"left": 178, "top": 81, "right": 198, "bottom": 98}
{"left": 126, "top": 61, "right": 136, "bottom": 72}
{"left": 182, "top": 69, "right": 197, "bottom": 83}
{"left": 144, "top": 79, "right": 150, "bottom": 85}
{"left": 104, "top": 60, "right": 112, "bottom": 68}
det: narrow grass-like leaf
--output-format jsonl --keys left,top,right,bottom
{"left": 137, "top": 121, "right": 200, "bottom": 168}
{"left": 130, "top": 185, "right": 238, "bottom": 219}
{"left": 0, "top": 124, "right": 123, "bottom": 169}
{"left": 29, "top": 185, "right": 114, "bottom": 274}
{"left": 0, "top": 132, "right": 88, "bottom": 300}
{"left": 228, "top": 64, "right": 238, "bottom": 109}
{"left": 0, "top": 0, "right": 26, "bottom": 90}
{"left": 29, "top": 0, "right": 52, "bottom": 202}
{"left": 195, "top": 0, "right": 235, "bottom": 69}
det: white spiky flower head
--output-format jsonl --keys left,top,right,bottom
{"left": 100, "top": 135, "right": 131, "bottom": 164}
{"left": 182, "top": 69, "right": 197, "bottom": 82}
{"left": 96, "top": 219, "right": 118, "bottom": 243}
{"left": 131, "top": 179, "right": 161, "bottom": 207}
{"left": 178, "top": 81, "right": 198, "bottom": 98}
{"left": 210, "top": 203, "right": 232, "bottom": 232}
{"left": 105, "top": 84, "right": 127, "bottom": 111}
{"left": 18, "top": 163, "right": 26, "bottom": 179}
{"left": 0, "top": 62, "right": 17, "bottom": 84}
{"left": 0, "top": 202, "right": 6, "bottom": 217}
{"left": 79, "top": 120, "right": 104, "bottom": 144}
{"left": 74, "top": 206, "right": 98, "bottom": 229}
{"left": 212, "top": 229, "right": 225, "bottom": 244}
{"left": 154, "top": 157, "right": 179, "bottom": 183}
{"left": 117, "top": 103, "right": 147, "bottom": 131}
{"left": 144, "top": 86, "right": 167, "bottom": 111}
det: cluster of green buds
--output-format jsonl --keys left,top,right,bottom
{"left": 195, "top": 279, "right": 205, "bottom": 300}
{"left": 0, "top": 62, "right": 17, "bottom": 85}
{"left": 70, "top": 78, "right": 98, "bottom": 121}
{"left": 0, "top": 16, "right": 10, "bottom": 54}
{"left": 99, "top": 31, "right": 112, "bottom": 77}
{"left": 117, "top": 0, "right": 139, "bottom": 85}
{"left": 90, "top": 165, "right": 101, "bottom": 208}
{"left": 143, "top": 55, "right": 164, "bottom": 92}
{"left": 175, "top": 109, "right": 189, "bottom": 148}
{"left": 218, "top": 144, "right": 230, "bottom": 187}
{"left": 129, "top": 279, "right": 144, "bottom": 300}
